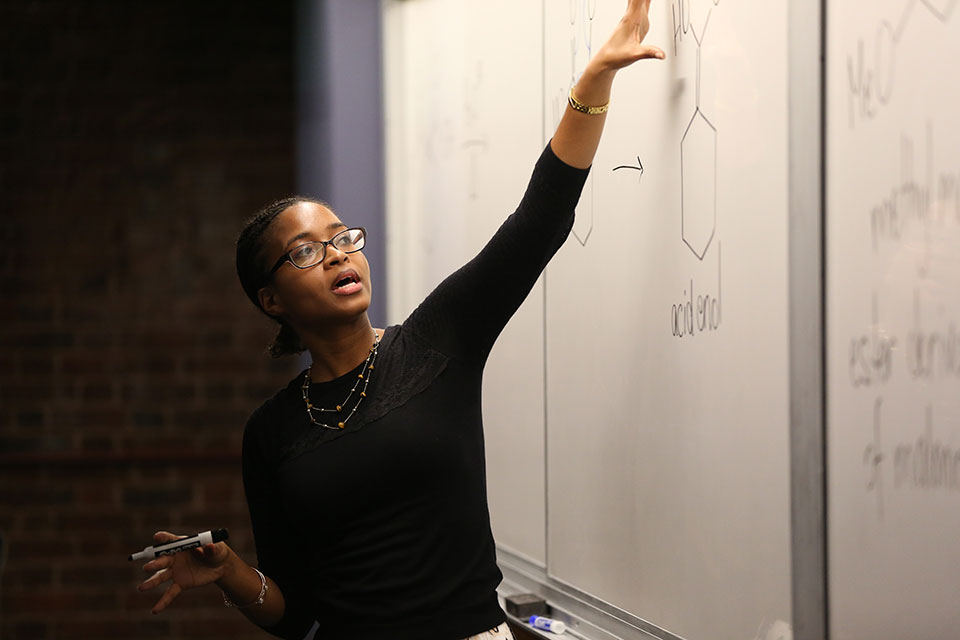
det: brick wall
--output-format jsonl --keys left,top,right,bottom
{"left": 1, "top": 2, "right": 300, "bottom": 638}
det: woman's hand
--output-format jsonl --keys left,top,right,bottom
{"left": 590, "top": 0, "right": 665, "bottom": 73}
{"left": 551, "top": 0, "right": 665, "bottom": 168}
{"left": 138, "top": 531, "right": 231, "bottom": 614}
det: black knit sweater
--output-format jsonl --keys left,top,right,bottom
{"left": 241, "top": 142, "right": 589, "bottom": 639}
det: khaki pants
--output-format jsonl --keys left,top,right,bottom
{"left": 463, "top": 623, "right": 515, "bottom": 640}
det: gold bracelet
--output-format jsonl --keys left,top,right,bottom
{"left": 223, "top": 567, "right": 268, "bottom": 609}
{"left": 568, "top": 87, "right": 609, "bottom": 115}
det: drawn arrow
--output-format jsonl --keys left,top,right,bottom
{"left": 613, "top": 156, "right": 644, "bottom": 182}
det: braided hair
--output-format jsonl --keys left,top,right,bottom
{"left": 236, "top": 196, "right": 330, "bottom": 357}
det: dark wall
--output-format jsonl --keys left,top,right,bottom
{"left": 1, "top": 2, "right": 299, "bottom": 638}
{"left": 296, "top": 0, "right": 386, "bottom": 329}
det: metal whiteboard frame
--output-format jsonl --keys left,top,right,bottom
{"left": 498, "top": 547, "right": 681, "bottom": 640}
{"left": 501, "top": 0, "right": 829, "bottom": 639}
{"left": 787, "top": 0, "right": 827, "bottom": 638}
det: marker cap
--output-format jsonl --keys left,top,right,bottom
{"left": 529, "top": 615, "right": 567, "bottom": 634}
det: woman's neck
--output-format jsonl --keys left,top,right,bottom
{"left": 301, "top": 315, "right": 380, "bottom": 382}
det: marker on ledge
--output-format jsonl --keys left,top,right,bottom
{"left": 128, "top": 529, "right": 229, "bottom": 561}
{"left": 529, "top": 615, "right": 567, "bottom": 634}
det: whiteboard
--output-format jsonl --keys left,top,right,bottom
{"left": 382, "top": 0, "right": 548, "bottom": 564}
{"left": 826, "top": 1, "right": 960, "bottom": 638}
{"left": 542, "top": 2, "right": 791, "bottom": 640}
{"left": 384, "top": 1, "right": 794, "bottom": 638}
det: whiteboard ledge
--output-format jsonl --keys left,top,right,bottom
{"left": 497, "top": 546, "right": 682, "bottom": 640}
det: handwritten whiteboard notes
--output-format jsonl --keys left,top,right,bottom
{"left": 828, "top": 0, "right": 960, "bottom": 637}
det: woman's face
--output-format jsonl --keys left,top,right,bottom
{"left": 257, "top": 201, "right": 372, "bottom": 328}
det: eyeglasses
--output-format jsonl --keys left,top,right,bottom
{"left": 269, "top": 227, "right": 367, "bottom": 275}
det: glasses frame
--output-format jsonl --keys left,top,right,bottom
{"left": 268, "top": 226, "right": 367, "bottom": 276}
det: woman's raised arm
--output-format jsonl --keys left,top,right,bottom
{"left": 551, "top": 0, "right": 665, "bottom": 169}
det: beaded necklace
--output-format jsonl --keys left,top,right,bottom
{"left": 300, "top": 330, "right": 380, "bottom": 430}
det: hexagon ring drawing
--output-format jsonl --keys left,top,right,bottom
{"left": 571, "top": 173, "right": 594, "bottom": 246}
{"left": 680, "top": 108, "right": 717, "bottom": 261}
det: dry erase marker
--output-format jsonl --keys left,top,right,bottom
{"left": 529, "top": 615, "right": 566, "bottom": 634}
{"left": 128, "top": 528, "right": 229, "bottom": 561}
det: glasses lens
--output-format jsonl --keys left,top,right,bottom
{"left": 334, "top": 228, "right": 365, "bottom": 253}
{"left": 286, "top": 229, "right": 365, "bottom": 269}
{"left": 289, "top": 242, "right": 325, "bottom": 268}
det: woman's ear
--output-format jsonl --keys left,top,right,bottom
{"left": 258, "top": 286, "right": 285, "bottom": 318}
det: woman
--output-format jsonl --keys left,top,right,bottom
{"left": 138, "top": 2, "right": 664, "bottom": 638}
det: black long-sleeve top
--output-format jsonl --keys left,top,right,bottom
{"left": 241, "top": 142, "right": 589, "bottom": 640}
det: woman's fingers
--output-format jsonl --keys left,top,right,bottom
{"left": 151, "top": 582, "right": 183, "bottom": 615}
{"left": 196, "top": 543, "right": 221, "bottom": 565}
{"left": 141, "top": 552, "right": 174, "bottom": 575}
{"left": 153, "top": 530, "right": 184, "bottom": 544}
{"left": 635, "top": 44, "right": 665, "bottom": 61}
{"left": 590, "top": 0, "right": 663, "bottom": 70}
{"left": 135, "top": 533, "right": 229, "bottom": 614}
{"left": 623, "top": 0, "right": 651, "bottom": 23}
{"left": 201, "top": 541, "right": 230, "bottom": 565}
{"left": 138, "top": 567, "right": 170, "bottom": 592}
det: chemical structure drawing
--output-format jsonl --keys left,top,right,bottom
{"left": 462, "top": 61, "right": 488, "bottom": 201}
{"left": 551, "top": 0, "right": 599, "bottom": 246}
{"left": 847, "top": 0, "right": 958, "bottom": 128}
{"left": 673, "top": 0, "right": 721, "bottom": 262}
{"left": 613, "top": 156, "right": 644, "bottom": 182}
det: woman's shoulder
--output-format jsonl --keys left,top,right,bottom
{"left": 243, "top": 369, "right": 306, "bottom": 433}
